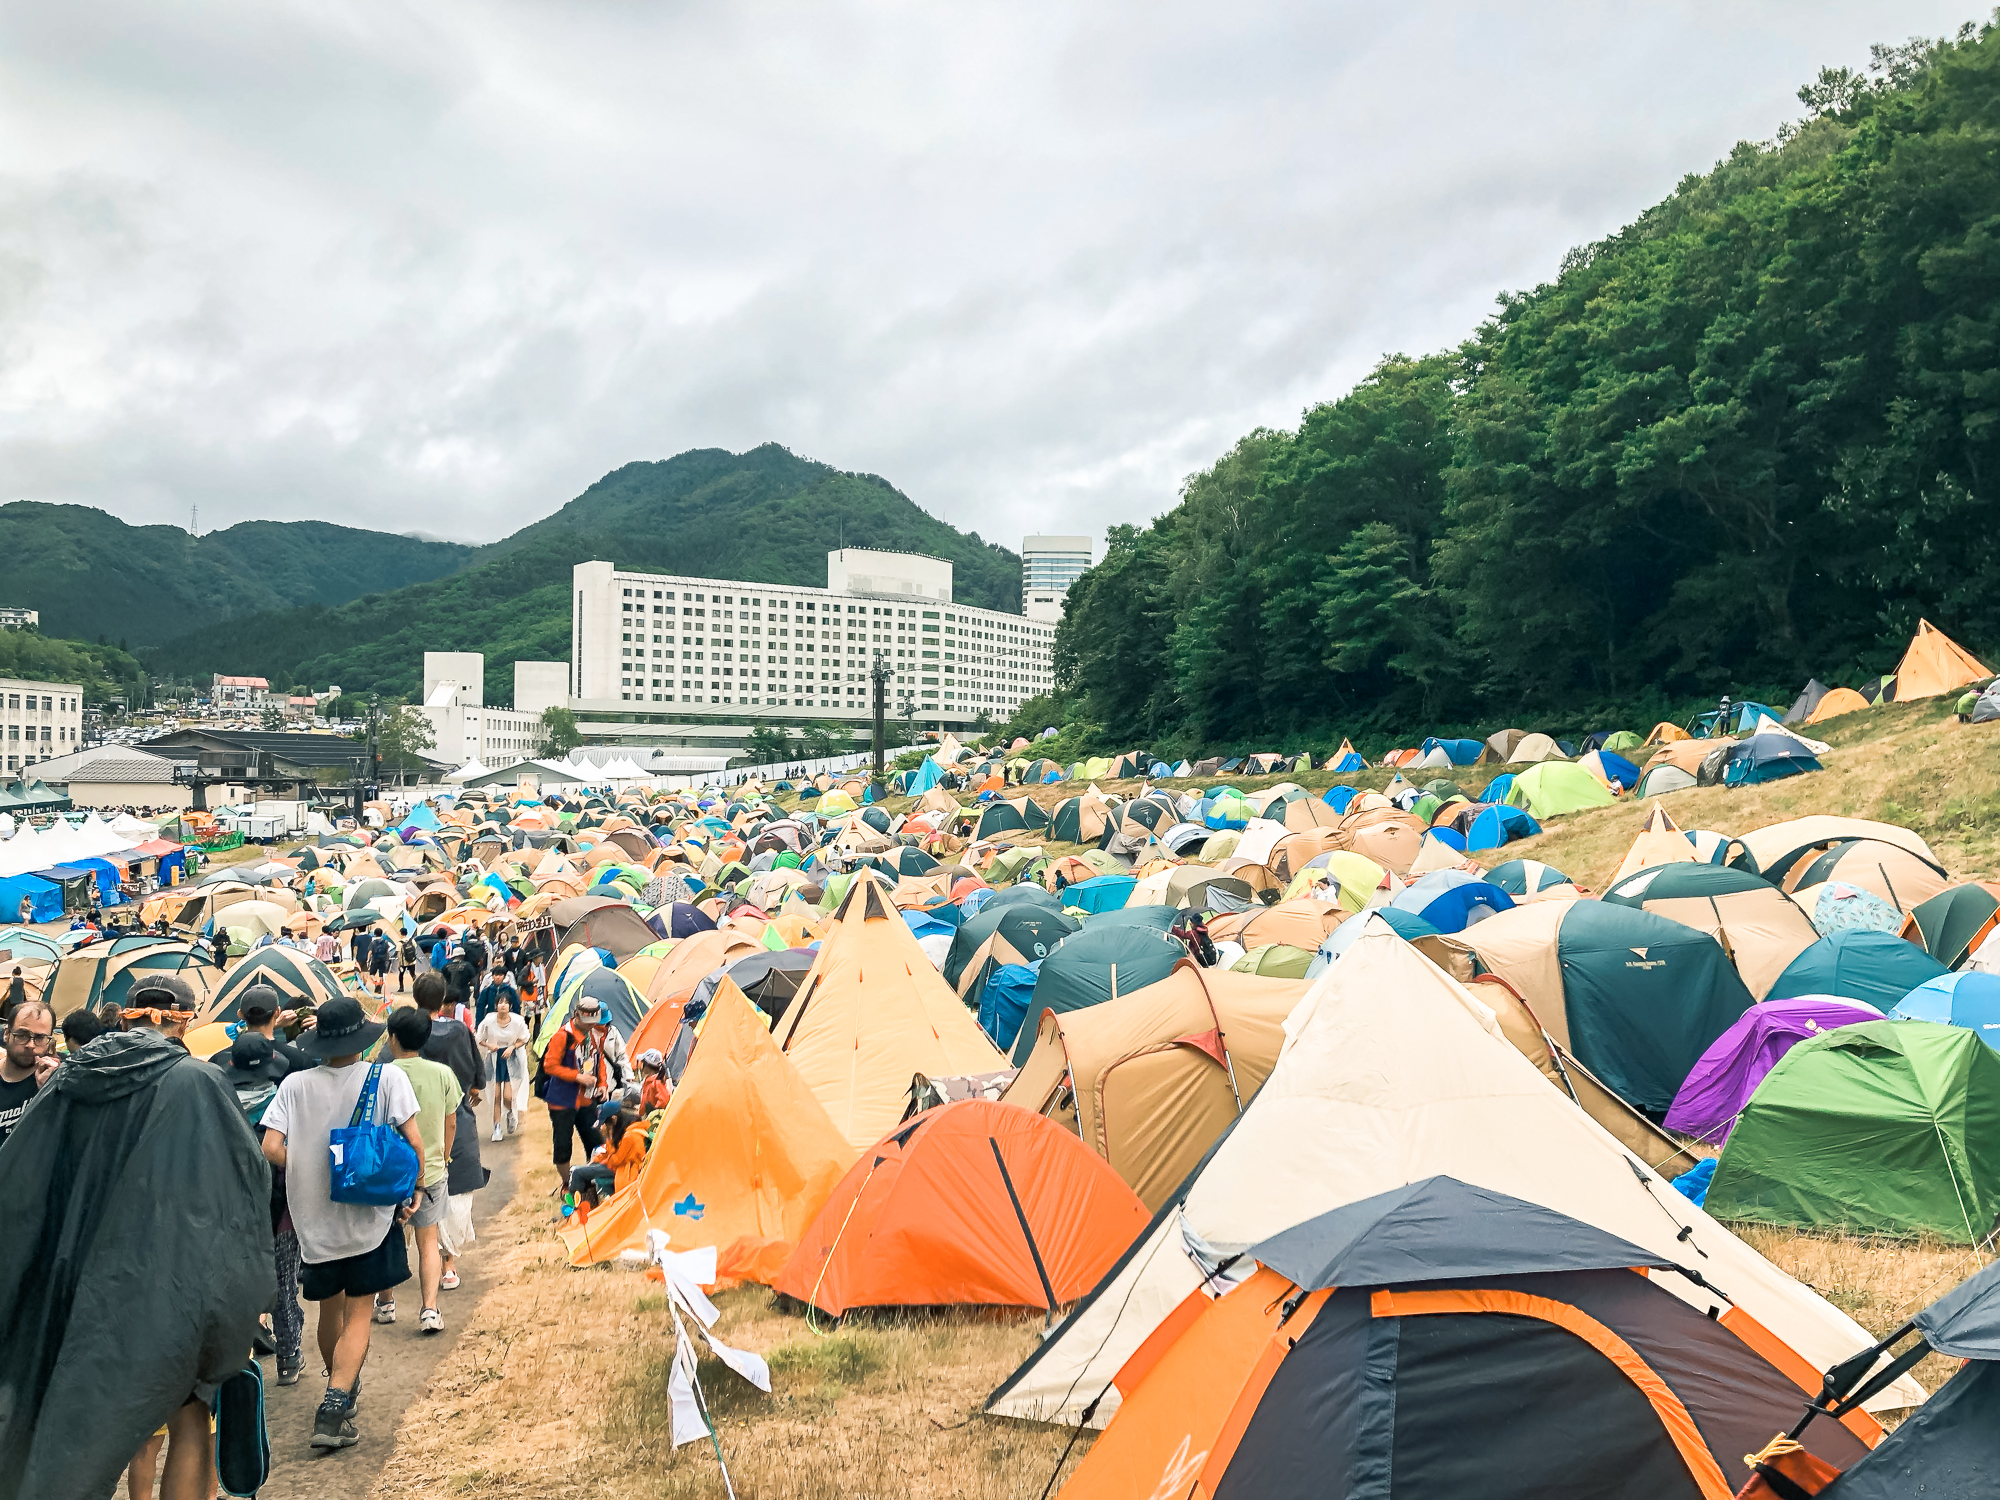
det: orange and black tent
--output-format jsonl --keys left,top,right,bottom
{"left": 775, "top": 1098, "right": 1148, "bottom": 1317}
{"left": 1058, "top": 1176, "right": 1874, "bottom": 1500}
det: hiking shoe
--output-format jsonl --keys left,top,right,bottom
{"left": 372, "top": 1299, "right": 395, "bottom": 1325}
{"left": 440, "top": 1268, "right": 460, "bottom": 1290}
{"left": 276, "top": 1356, "right": 301, "bottom": 1387}
{"left": 309, "top": 1394, "right": 357, "bottom": 1450}
{"left": 419, "top": 1307, "right": 444, "bottom": 1334}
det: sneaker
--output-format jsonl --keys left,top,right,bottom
{"left": 507, "top": 1109, "right": 519, "bottom": 1133}
{"left": 276, "top": 1356, "right": 301, "bottom": 1387}
{"left": 309, "top": 1393, "right": 357, "bottom": 1450}
{"left": 372, "top": 1299, "right": 395, "bottom": 1325}
{"left": 419, "top": 1307, "right": 444, "bottom": 1334}
{"left": 440, "top": 1268, "right": 460, "bottom": 1291}
{"left": 492, "top": 1124, "right": 503, "bottom": 1143}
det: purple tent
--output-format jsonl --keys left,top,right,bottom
{"left": 1663, "top": 995, "right": 1882, "bottom": 1144}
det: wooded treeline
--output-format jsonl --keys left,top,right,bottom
{"left": 1044, "top": 24, "right": 2000, "bottom": 752}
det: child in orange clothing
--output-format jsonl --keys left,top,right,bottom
{"left": 567, "top": 1102, "right": 645, "bottom": 1205}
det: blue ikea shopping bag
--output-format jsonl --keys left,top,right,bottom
{"left": 329, "top": 1063, "right": 421, "bottom": 1206}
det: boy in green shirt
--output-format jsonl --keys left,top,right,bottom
{"left": 380, "top": 1007, "right": 462, "bottom": 1333}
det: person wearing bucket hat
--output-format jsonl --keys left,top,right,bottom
{"left": 259, "top": 995, "right": 424, "bottom": 1452}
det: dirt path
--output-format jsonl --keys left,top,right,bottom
{"left": 256, "top": 1112, "right": 534, "bottom": 1499}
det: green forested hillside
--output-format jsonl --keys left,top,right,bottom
{"left": 0, "top": 631, "right": 149, "bottom": 708}
{"left": 148, "top": 445, "right": 1021, "bottom": 702}
{"left": 1046, "top": 23, "right": 2000, "bottom": 753}
{"left": 0, "top": 504, "right": 475, "bottom": 646}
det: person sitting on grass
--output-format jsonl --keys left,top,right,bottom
{"left": 567, "top": 1100, "right": 646, "bottom": 1209}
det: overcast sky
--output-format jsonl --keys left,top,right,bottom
{"left": 0, "top": 2, "right": 1975, "bottom": 553}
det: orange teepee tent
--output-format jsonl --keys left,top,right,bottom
{"left": 561, "top": 987, "right": 856, "bottom": 1282}
{"left": 1611, "top": 804, "right": 1697, "bottom": 883}
{"left": 772, "top": 872, "right": 1007, "bottom": 1148}
{"left": 774, "top": 1099, "right": 1148, "bottom": 1316}
{"left": 1892, "top": 618, "right": 1991, "bottom": 700}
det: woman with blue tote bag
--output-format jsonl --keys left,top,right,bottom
{"left": 258, "top": 997, "right": 424, "bottom": 1455}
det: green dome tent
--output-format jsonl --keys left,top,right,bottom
{"left": 1707, "top": 1020, "right": 2000, "bottom": 1243}
{"left": 1503, "top": 762, "right": 1618, "bottom": 818}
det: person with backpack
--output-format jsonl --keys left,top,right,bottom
{"left": 541, "top": 996, "right": 611, "bottom": 1185}
{"left": 366, "top": 926, "right": 392, "bottom": 997}
{"left": 258, "top": 996, "right": 424, "bottom": 1453}
{"left": 397, "top": 933, "right": 419, "bottom": 994}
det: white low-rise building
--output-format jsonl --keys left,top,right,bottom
{"left": 2, "top": 678, "right": 85, "bottom": 775}
{"left": 569, "top": 549, "right": 1056, "bottom": 735}
{"left": 419, "top": 654, "right": 565, "bottom": 771}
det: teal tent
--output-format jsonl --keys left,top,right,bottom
{"left": 1767, "top": 931, "right": 1951, "bottom": 1011}
{"left": 1011, "top": 923, "right": 1185, "bottom": 1062}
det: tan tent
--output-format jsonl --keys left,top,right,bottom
{"left": 1604, "top": 865, "right": 1819, "bottom": 999}
{"left": 1645, "top": 721, "right": 1691, "bottom": 743}
{"left": 1329, "top": 806, "right": 1428, "bottom": 876}
{"left": 1892, "top": 618, "right": 1991, "bottom": 700}
{"left": 1611, "top": 803, "right": 1698, "bottom": 882}
{"left": 1004, "top": 960, "right": 1307, "bottom": 1209}
{"left": 1205, "top": 898, "right": 1346, "bottom": 953}
{"left": 1734, "top": 816, "right": 1939, "bottom": 884}
{"left": 1785, "top": 840, "right": 1951, "bottom": 915}
{"left": 1280, "top": 795, "right": 1342, "bottom": 831}
{"left": 1642, "top": 737, "right": 1730, "bottom": 776}
{"left": 773, "top": 872, "right": 1005, "bottom": 1148}
{"left": 1264, "top": 829, "right": 1345, "bottom": 883}
{"left": 1479, "top": 728, "right": 1526, "bottom": 763}
{"left": 1510, "top": 732, "right": 1567, "bottom": 762}
{"left": 1205, "top": 857, "right": 1285, "bottom": 900}
{"left": 989, "top": 922, "right": 1922, "bottom": 1428}
{"left": 916, "top": 786, "right": 962, "bottom": 816}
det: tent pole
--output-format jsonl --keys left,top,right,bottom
{"left": 990, "top": 1136, "right": 1058, "bottom": 1327}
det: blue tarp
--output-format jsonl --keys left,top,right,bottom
{"left": 1594, "top": 751, "right": 1643, "bottom": 791}
{"left": 0, "top": 873, "right": 61, "bottom": 924}
{"left": 400, "top": 803, "right": 440, "bottom": 832}
{"left": 1328, "top": 748, "right": 1366, "bottom": 773}
{"left": 1065, "top": 874, "right": 1136, "bottom": 914}
{"left": 73, "top": 858, "right": 126, "bottom": 905}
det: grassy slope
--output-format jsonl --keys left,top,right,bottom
{"left": 0, "top": 502, "right": 474, "bottom": 647}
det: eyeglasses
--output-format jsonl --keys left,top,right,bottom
{"left": 7, "top": 1028, "right": 55, "bottom": 1050}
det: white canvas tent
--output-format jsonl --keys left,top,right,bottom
{"left": 988, "top": 919, "right": 1926, "bottom": 1428}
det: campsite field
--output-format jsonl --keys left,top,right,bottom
{"left": 366, "top": 702, "right": 2000, "bottom": 1495}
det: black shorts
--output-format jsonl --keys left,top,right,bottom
{"left": 300, "top": 1219, "right": 410, "bottom": 1302}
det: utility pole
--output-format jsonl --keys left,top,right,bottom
{"left": 870, "top": 653, "right": 891, "bottom": 787}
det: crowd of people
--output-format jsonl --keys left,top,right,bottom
{"left": 0, "top": 899, "right": 607, "bottom": 1494}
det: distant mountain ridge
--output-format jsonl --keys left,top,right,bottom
{"left": 0, "top": 503, "right": 476, "bottom": 646}
{"left": 138, "top": 444, "right": 1022, "bottom": 702}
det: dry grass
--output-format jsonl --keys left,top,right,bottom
{"left": 368, "top": 1107, "right": 1086, "bottom": 1500}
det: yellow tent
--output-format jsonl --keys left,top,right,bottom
{"left": 1611, "top": 804, "right": 1698, "bottom": 883}
{"left": 1893, "top": 618, "right": 1991, "bottom": 700}
{"left": 817, "top": 789, "right": 858, "bottom": 814}
{"left": 562, "top": 986, "right": 856, "bottom": 1282}
{"left": 772, "top": 872, "right": 1006, "bottom": 1147}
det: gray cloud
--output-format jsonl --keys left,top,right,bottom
{"left": 0, "top": 0, "right": 1974, "bottom": 551}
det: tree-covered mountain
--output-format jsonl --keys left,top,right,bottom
{"left": 0, "top": 630, "right": 149, "bottom": 709}
{"left": 0, "top": 504, "right": 475, "bottom": 647}
{"left": 146, "top": 445, "right": 1021, "bottom": 702}
{"left": 1046, "top": 22, "right": 2000, "bottom": 753}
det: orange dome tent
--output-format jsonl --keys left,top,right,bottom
{"left": 627, "top": 927, "right": 765, "bottom": 1056}
{"left": 1804, "top": 686, "right": 1870, "bottom": 725}
{"left": 774, "top": 1099, "right": 1148, "bottom": 1316}
{"left": 1892, "top": 618, "right": 1990, "bottom": 700}
{"left": 562, "top": 987, "right": 856, "bottom": 1281}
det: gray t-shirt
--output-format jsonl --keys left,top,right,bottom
{"left": 261, "top": 1059, "right": 418, "bottom": 1264}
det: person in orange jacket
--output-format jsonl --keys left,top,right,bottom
{"left": 543, "top": 997, "right": 613, "bottom": 1182}
{"left": 567, "top": 1102, "right": 645, "bottom": 1206}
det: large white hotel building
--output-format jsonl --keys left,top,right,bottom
{"left": 569, "top": 549, "right": 1057, "bottom": 735}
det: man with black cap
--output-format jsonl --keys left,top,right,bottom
{"left": 259, "top": 996, "right": 424, "bottom": 1452}
{"left": 203, "top": 982, "right": 311, "bottom": 1075}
